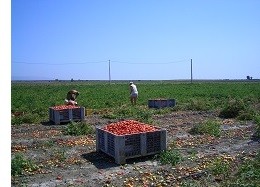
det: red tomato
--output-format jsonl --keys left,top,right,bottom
{"left": 51, "top": 105, "right": 80, "bottom": 110}
{"left": 102, "top": 120, "right": 157, "bottom": 135}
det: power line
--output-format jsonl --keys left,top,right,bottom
{"left": 12, "top": 58, "right": 193, "bottom": 80}
{"left": 12, "top": 59, "right": 190, "bottom": 65}
{"left": 12, "top": 61, "right": 107, "bottom": 65}
{"left": 111, "top": 59, "right": 189, "bottom": 64}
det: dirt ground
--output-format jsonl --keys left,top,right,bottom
{"left": 11, "top": 110, "right": 260, "bottom": 187}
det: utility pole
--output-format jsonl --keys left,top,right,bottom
{"left": 191, "top": 59, "right": 193, "bottom": 83}
{"left": 109, "top": 60, "right": 111, "bottom": 84}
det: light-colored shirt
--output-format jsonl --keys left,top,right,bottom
{"left": 130, "top": 84, "right": 138, "bottom": 94}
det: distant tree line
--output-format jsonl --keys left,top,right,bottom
{"left": 246, "top": 76, "right": 253, "bottom": 80}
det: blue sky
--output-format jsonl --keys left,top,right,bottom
{"left": 11, "top": 0, "right": 260, "bottom": 80}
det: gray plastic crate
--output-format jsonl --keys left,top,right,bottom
{"left": 49, "top": 106, "right": 85, "bottom": 125}
{"left": 148, "top": 99, "right": 176, "bottom": 109}
{"left": 96, "top": 126, "right": 167, "bottom": 164}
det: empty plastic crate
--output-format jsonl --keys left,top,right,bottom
{"left": 148, "top": 99, "right": 176, "bottom": 109}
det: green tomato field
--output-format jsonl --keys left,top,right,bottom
{"left": 11, "top": 80, "right": 260, "bottom": 125}
{"left": 11, "top": 80, "right": 260, "bottom": 186}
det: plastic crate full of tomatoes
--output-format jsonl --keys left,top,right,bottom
{"left": 49, "top": 105, "right": 85, "bottom": 125}
{"left": 96, "top": 120, "right": 167, "bottom": 164}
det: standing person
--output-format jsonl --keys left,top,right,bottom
{"left": 65, "top": 90, "right": 79, "bottom": 105}
{"left": 129, "top": 82, "right": 138, "bottom": 105}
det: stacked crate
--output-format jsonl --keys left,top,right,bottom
{"left": 96, "top": 122, "right": 167, "bottom": 164}
{"left": 49, "top": 106, "right": 85, "bottom": 125}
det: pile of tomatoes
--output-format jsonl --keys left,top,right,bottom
{"left": 51, "top": 105, "right": 80, "bottom": 110}
{"left": 102, "top": 120, "right": 157, "bottom": 135}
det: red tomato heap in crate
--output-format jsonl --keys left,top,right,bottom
{"left": 103, "top": 120, "right": 157, "bottom": 135}
{"left": 49, "top": 105, "right": 85, "bottom": 125}
{"left": 96, "top": 120, "right": 167, "bottom": 164}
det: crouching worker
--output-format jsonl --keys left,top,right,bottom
{"left": 65, "top": 90, "right": 79, "bottom": 105}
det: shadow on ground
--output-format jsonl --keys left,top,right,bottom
{"left": 81, "top": 151, "right": 118, "bottom": 169}
{"left": 81, "top": 151, "right": 158, "bottom": 169}
{"left": 41, "top": 120, "right": 70, "bottom": 126}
